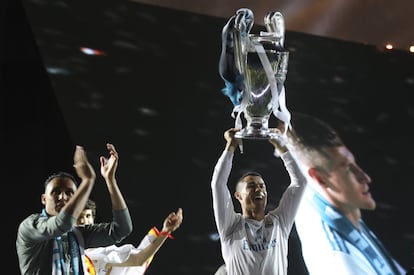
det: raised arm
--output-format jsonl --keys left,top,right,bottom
{"left": 64, "top": 145, "right": 96, "bottom": 220}
{"left": 110, "top": 208, "right": 183, "bottom": 267}
{"left": 211, "top": 128, "right": 242, "bottom": 236}
{"left": 100, "top": 143, "right": 133, "bottom": 237}
{"left": 100, "top": 143, "right": 127, "bottom": 210}
{"left": 268, "top": 128, "right": 307, "bottom": 231}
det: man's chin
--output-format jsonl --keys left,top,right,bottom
{"left": 253, "top": 200, "right": 266, "bottom": 208}
{"left": 362, "top": 201, "right": 376, "bottom": 210}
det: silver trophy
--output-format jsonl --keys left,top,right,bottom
{"left": 219, "top": 9, "right": 291, "bottom": 140}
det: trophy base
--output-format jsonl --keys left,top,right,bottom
{"left": 235, "top": 128, "right": 279, "bottom": 140}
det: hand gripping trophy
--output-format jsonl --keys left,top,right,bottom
{"left": 218, "top": 8, "right": 291, "bottom": 145}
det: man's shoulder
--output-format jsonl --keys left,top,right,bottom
{"left": 19, "top": 212, "right": 42, "bottom": 226}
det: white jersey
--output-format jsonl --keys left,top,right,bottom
{"left": 211, "top": 150, "right": 306, "bottom": 275}
{"left": 85, "top": 228, "right": 157, "bottom": 275}
{"left": 295, "top": 186, "right": 406, "bottom": 275}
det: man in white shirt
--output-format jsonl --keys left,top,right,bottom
{"left": 211, "top": 128, "right": 306, "bottom": 275}
{"left": 78, "top": 199, "right": 183, "bottom": 275}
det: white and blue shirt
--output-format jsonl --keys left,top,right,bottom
{"left": 295, "top": 185, "right": 406, "bottom": 275}
{"left": 211, "top": 150, "right": 306, "bottom": 275}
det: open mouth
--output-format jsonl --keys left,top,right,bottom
{"left": 254, "top": 193, "right": 264, "bottom": 200}
{"left": 362, "top": 191, "right": 371, "bottom": 196}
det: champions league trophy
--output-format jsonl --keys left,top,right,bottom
{"left": 219, "top": 8, "right": 291, "bottom": 141}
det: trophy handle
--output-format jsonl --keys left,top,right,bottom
{"left": 233, "top": 8, "right": 254, "bottom": 85}
{"left": 232, "top": 9, "right": 254, "bottom": 131}
{"left": 264, "top": 11, "right": 291, "bottom": 135}
{"left": 217, "top": 8, "right": 253, "bottom": 109}
{"left": 264, "top": 11, "right": 285, "bottom": 47}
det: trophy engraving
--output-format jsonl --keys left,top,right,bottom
{"left": 219, "top": 8, "right": 291, "bottom": 140}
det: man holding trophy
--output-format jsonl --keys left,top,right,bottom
{"left": 210, "top": 126, "right": 306, "bottom": 274}
{"left": 212, "top": 9, "right": 307, "bottom": 274}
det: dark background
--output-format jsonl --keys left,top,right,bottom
{"left": 133, "top": 0, "right": 414, "bottom": 52}
{"left": 3, "top": 0, "right": 414, "bottom": 274}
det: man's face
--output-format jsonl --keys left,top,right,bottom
{"left": 236, "top": 175, "right": 268, "bottom": 213}
{"left": 322, "top": 146, "right": 375, "bottom": 212}
{"left": 41, "top": 177, "right": 77, "bottom": 216}
{"left": 77, "top": 209, "right": 95, "bottom": 225}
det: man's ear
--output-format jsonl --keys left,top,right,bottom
{"left": 41, "top": 194, "right": 46, "bottom": 206}
{"left": 234, "top": 191, "right": 242, "bottom": 200}
{"left": 308, "top": 167, "right": 328, "bottom": 187}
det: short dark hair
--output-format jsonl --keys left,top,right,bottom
{"left": 288, "top": 112, "right": 343, "bottom": 149}
{"left": 288, "top": 112, "right": 344, "bottom": 171}
{"left": 44, "top": 171, "right": 78, "bottom": 190}
{"left": 236, "top": 171, "right": 263, "bottom": 191}
{"left": 238, "top": 171, "right": 263, "bottom": 182}
{"left": 84, "top": 199, "right": 97, "bottom": 218}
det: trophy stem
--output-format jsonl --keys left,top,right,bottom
{"left": 235, "top": 115, "right": 277, "bottom": 139}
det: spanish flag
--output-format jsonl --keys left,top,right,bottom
{"left": 84, "top": 254, "right": 96, "bottom": 275}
